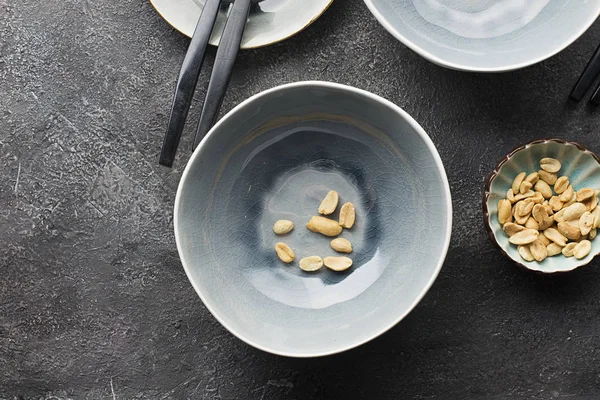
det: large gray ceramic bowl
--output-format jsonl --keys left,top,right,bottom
{"left": 364, "top": 0, "right": 600, "bottom": 72}
{"left": 174, "top": 81, "right": 452, "bottom": 357}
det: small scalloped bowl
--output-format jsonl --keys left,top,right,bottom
{"left": 484, "top": 139, "right": 600, "bottom": 273}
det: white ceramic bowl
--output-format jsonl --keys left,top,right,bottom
{"left": 484, "top": 139, "right": 600, "bottom": 273}
{"left": 150, "top": 0, "right": 333, "bottom": 49}
{"left": 364, "top": 0, "right": 600, "bottom": 72}
{"left": 175, "top": 81, "right": 452, "bottom": 356}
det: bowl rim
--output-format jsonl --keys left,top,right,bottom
{"left": 362, "top": 0, "right": 600, "bottom": 72}
{"left": 174, "top": 81, "right": 453, "bottom": 357}
{"left": 483, "top": 138, "right": 600, "bottom": 274}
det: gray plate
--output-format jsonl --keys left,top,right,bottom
{"left": 150, "top": 0, "right": 333, "bottom": 49}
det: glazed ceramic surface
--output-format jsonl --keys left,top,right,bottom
{"left": 484, "top": 139, "right": 600, "bottom": 274}
{"left": 363, "top": 0, "right": 600, "bottom": 71}
{"left": 174, "top": 81, "right": 452, "bottom": 356}
{"left": 150, "top": 0, "right": 333, "bottom": 48}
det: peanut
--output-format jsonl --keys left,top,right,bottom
{"left": 339, "top": 202, "right": 356, "bottom": 229}
{"left": 525, "top": 217, "right": 539, "bottom": 230}
{"left": 583, "top": 193, "right": 598, "bottom": 211}
{"left": 273, "top": 220, "right": 294, "bottom": 235}
{"left": 508, "top": 229, "right": 539, "bottom": 245}
{"left": 497, "top": 199, "right": 512, "bottom": 225}
{"left": 538, "top": 216, "right": 554, "bottom": 231}
{"left": 324, "top": 256, "right": 353, "bottom": 272}
{"left": 532, "top": 204, "right": 547, "bottom": 223}
{"left": 576, "top": 188, "right": 595, "bottom": 202}
{"left": 525, "top": 172, "right": 539, "bottom": 184}
{"left": 306, "top": 216, "right": 342, "bottom": 237}
{"left": 534, "top": 180, "right": 553, "bottom": 199}
{"left": 514, "top": 191, "right": 535, "bottom": 201}
{"left": 563, "top": 203, "right": 587, "bottom": 221}
{"left": 557, "top": 221, "right": 581, "bottom": 241}
{"left": 559, "top": 184, "right": 574, "bottom": 203}
{"left": 580, "top": 211, "right": 594, "bottom": 236}
{"left": 318, "top": 190, "right": 339, "bottom": 215}
{"left": 554, "top": 176, "right": 569, "bottom": 194}
{"left": 275, "top": 242, "right": 295, "bottom": 263}
{"left": 593, "top": 208, "right": 600, "bottom": 229}
{"left": 554, "top": 209, "right": 566, "bottom": 223}
{"left": 574, "top": 240, "right": 592, "bottom": 259}
{"left": 299, "top": 256, "right": 324, "bottom": 272}
{"left": 538, "top": 170, "right": 557, "bottom": 185}
{"left": 330, "top": 238, "right": 352, "bottom": 253}
{"left": 518, "top": 245, "right": 534, "bottom": 262}
{"left": 519, "top": 180, "right": 533, "bottom": 194}
{"left": 507, "top": 189, "right": 516, "bottom": 203}
{"left": 512, "top": 172, "right": 527, "bottom": 194}
{"left": 538, "top": 233, "right": 551, "bottom": 246}
{"left": 547, "top": 243, "right": 563, "bottom": 257}
{"left": 544, "top": 228, "right": 567, "bottom": 247}
{"left": 540, "top": 157, "right": 561, "bottom": 173}
{"left": 562, "top": 242, "right": 577, "bottom": 257}
{"left": 503, "top": 222, "right": 526, "bottom": 237}
{"left": 531, "top": 191, "right": 545, "bottom": 204}
{"left": 549, "top": 196, "right": 563, "bottom": 212}
{"left": 529, "top": 240, "right": 548, "bottom": 262}
{"left": 515, "top": 198, "right": 535, "bottom": 217}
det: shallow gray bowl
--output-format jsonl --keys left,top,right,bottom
{"left": 174, "top": 81, "right": 452, "bottom": 357}
{"left": 364, "top": 0, "right": 600, "bottom": 72}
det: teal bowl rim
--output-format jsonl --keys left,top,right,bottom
{"left": 483, "top": 138, "right": 600, "bottom": 273}
{"left": 362, "top": 0, "right": 600, "bottom": 72}
{"left": 174, "top": 81, "right": 453, "bottom": 357}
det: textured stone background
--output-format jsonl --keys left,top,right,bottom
{"left": 2, "top": 0, "right": 600, "bottom": 398}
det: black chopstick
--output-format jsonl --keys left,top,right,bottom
{"left": 590, "top": 82, "right": 600, "bottom": 106}
{"left": 159, "top": 0, "right": 221, "bottom": 167}
{"left": 570, "top": 42, "right": 600, "bottom": 102}
{"left": 193, "top": 0, "right": 252, "bottom": 149}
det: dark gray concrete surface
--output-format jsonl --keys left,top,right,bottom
{"left": 2, "top": 0, "right": 600, "bottom": 398}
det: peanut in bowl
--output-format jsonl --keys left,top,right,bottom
{"left": 484, "top": 139, "right": 600, "bottom": 274}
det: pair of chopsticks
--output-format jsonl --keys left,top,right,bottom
{"left": 570, "top": 43, "right": 600, "bottom": 105}
{"left": 159, "top": 0, "right": 252, "bottom": 167}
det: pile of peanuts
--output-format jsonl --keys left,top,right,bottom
{"left": 497, "top": 157, "right": 599, "bottom": 262}
{"left": 273, "top": 190, "right": 356, "bottom": 272}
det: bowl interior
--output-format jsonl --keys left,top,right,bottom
{"left": 175, "top": 83, "right": 451, "bottom": 356}
{"left": 365, "top": 0, "right": 600, "bottom": 70}
{"left": 486, "top": 141, "right": 600, "bottom": 273}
